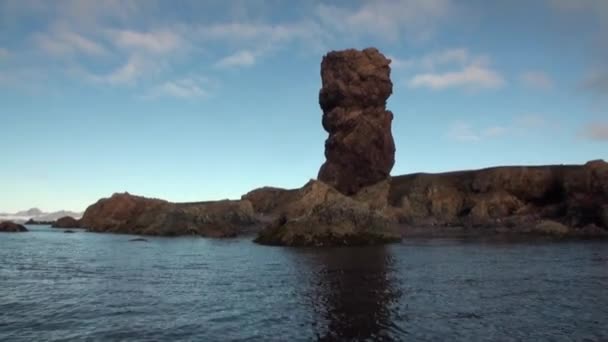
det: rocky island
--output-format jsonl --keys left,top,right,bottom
{"left": 0, "top": 221, "right": 28, "bottom": 232}
{"left": 52, "top": 216, "right": 81, "bottom": 229}
{"left": 73, "top": 47, "right": 606, "bottom": 245}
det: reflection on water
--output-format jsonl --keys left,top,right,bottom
{"left": 1, "top": 226, "right": 607, "bottom": 341}
{"left": 294, "top": 247, "right": 402, "bottom": 340}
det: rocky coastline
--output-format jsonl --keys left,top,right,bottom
{"left": 16, "top": 47, "right": 606, "bottom": 245}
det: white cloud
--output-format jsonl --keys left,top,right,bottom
{"left": 446, "top": 114, "right": 557, "bottom": 142}
{"left": 580, "top": 122, "right": 608, "bottom": 141}
{"left": 389, "top": 48, "right": 469, "bottom": 70}
{"left": 409, "top": 64, "right": 504, "bottom": 90}
{"left": 316, "top": 0, "right": 451, "bottom": 41}
{"left": 447, "top": 123, "right": 509, "bottom": 142}
{"left": 520, "top": 71, "right": 554, "bottom": 90}
{"left": 91, "top": 55, "right": 156, "bottom": 85}
{"left": 215, "top": 50, "right": 257, "bottom": 69}
{"left": 198, "top": 22, "right": 320, "bottom": 43}
{"left": 396, "top": 48, "right": 504, "bottom": 90}
{"left": 33, "top": 29, "right": 106, "bottom": 57}
{"left": 447, "top": 122, "right": 481, "bottom": 142}
{"left": 150, "top": 77, "right": 210, "bottom": 99}
{"left": 112, "top": 29, "right": 182, "bottom": 54}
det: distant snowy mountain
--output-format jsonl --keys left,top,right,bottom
{"left": 0, "top": 208, "right": 83, "bottom": 223}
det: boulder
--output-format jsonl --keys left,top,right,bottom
{"left": 0, "top": 221, "right": 28, "bottom": 232}
{"left": 52, "top": 216, "right": 80, "bottom": 228}
{"left": 255, "top": 180, "right": 400, "bottom": 246}
{"left": 317, "top": 48, "right": 396, "bottom": 195}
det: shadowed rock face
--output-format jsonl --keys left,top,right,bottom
{"left": 247, "top": 160, "right": 608, "bottom": 238}
{"left": 388, "top": 160, "right": 608, "bottom": 235}
{"left": 52, "top": 216, "right": 80, "bottom": 228}
{"left": 80, "top": 193, "right": 258, "bottom": 237}
{"left": 254, "top": 180, "right": 400, "bottom": 246}
{"left": 0, "top": 221, "right": 28, "bottom": 232}
{"left": 318, "top": 48, "right": 396, "bottom": 195}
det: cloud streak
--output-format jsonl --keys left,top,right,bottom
{"left": 520, "top": 71, "right": 554, "bottom": 90}
{"left": 317, "top": 0, "right": 452, "bottom": 41}
{"left": 580, "top": 122, "right": 608, "bottom": 141}
{"left": 215, "top": 50, "right": 257, "bottom": 69}
{"left": 409, "top": 64, "right": 504, "bottom": 90}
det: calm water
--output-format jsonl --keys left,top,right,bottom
{"left": 1, "top": 225, "right": 607, "bottom": 341}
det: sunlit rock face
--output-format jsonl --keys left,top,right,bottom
{"left": 317, "top": 48, "right": 396, "bottom": 196}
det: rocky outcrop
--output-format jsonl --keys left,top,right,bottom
{"left": 389, "top": 160, "right": 608, "bottom": 236}
{"left": 317, "top": 48, "right": 396, "bottom": 195}
{"left": 80, "top": 193, "right": 258, "bottom": 237}
{"left": 255, "top": 180, "right": 400, "bottom": 246}
{"left": 52, "top": 216, "right": 80, "bottom": 228}
{"left": 241, "top": 187, "right": 299, "bottom": 215}
{"left": 0, "top": 221, "right": 28, "bottom": 232}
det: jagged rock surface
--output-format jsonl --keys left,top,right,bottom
{"left": 389, "top": 160, "right": 608, "bottom": 236}
{"left": 255, "top": 180, "right": 400, "bottom": 246}
{"left": 317, "top": 48, "right": 396, "bottom": 195}
{"left": 80, "top": 193, "right": 258, "bottom": 237}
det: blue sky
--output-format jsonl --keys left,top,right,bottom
{"left": 1, "top": 0, "right": 607, "bottom": 212}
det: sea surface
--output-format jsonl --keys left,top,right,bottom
{"left": 1, "top": 225, "right": 607, "bottom": 341}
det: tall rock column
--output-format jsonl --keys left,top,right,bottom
{"left": 317, "top": 48, "right": 396, "bottom": 195}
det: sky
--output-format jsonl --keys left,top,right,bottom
{"left": 1, "top": 0, "right": 607, "bottom": 212}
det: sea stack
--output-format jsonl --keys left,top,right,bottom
{"left": 254, "top": 48, "right": 401, "bottom": 246}
{"left": 318, "top": 48, "right": 396, "bottom": 195}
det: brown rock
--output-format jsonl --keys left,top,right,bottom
{"left": 0, "top": 221, "right": 28, "bottom": 232}
{"left": 241, "top": 186, "right": 298, "bottom": 215}
{"left": 80, "top": 192, "right": 258, "bottom": 237}
{"left": 52, "top": 216, "right": 80, "bottom": 228}
{"left": 255, "top": 180, "right": 400, "bottom": 246}
{"left": 317, "top": 48, "right": 396, "bottom": 195}
{"left": 389, "top": 161, "right": 608, "bottom": 234}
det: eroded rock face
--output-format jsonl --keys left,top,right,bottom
{"left": 255, "top": 180, "right": 400, "bottom": 246}
{"left": 389, "top": 160, "right": 608, "bottom": 235}
{"left": 52, "top": 216, "right": 80, "bottom": 228}
{"left": 0, "top": 221, "right": 28, "bottom": 232}
{"left": 318, "top": 48, "right": 396, "bottom": 195}
{"left": 80, "top": 193, "right": 258, "bottom": 237}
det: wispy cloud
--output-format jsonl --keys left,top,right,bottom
{"left": 579, "top": 122, "right": 608, "bottom": 141}
{"left": 214, "top": 50, "right": 257, "bottom": 69}
{"left": 148, "top": 77, "right": 210, "bottom": 99}
{"left": 33, "top": 28, "right": 107, "bottom": 57}
{"left": 397, "top": 48, "right": 504, "bottom": 90}
{"left": 520, "top": 71, "right": 554, "bottom": 90}
{"left": 447, "top": 114, "right": 558, "bottom": 142}
{"left": 90, "top": 55, "right": 159, "bottom": 85}
{"left": 111, "top": 29, "right": 183, "bottom": 54}
{"left": 582, "top": 69, "right": 608, "bottom": 97}
{"left": 389, "top": 48, "right": 469, "bottom": 70}
{"left": 316, "top": 0, "right": 452, "bottom": 42}
{"left": 447, "top": 122, "right": 509, "bottom": 142}
{"left": 409, "top": 63, "right": 504, "bottom": 90}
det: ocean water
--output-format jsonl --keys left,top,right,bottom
{"left": 1, "top": 225, "right": 607, "bottom": 341}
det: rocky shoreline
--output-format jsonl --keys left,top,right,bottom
{"left": 7, "top": 48, "right": 606, "bottom": 245}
